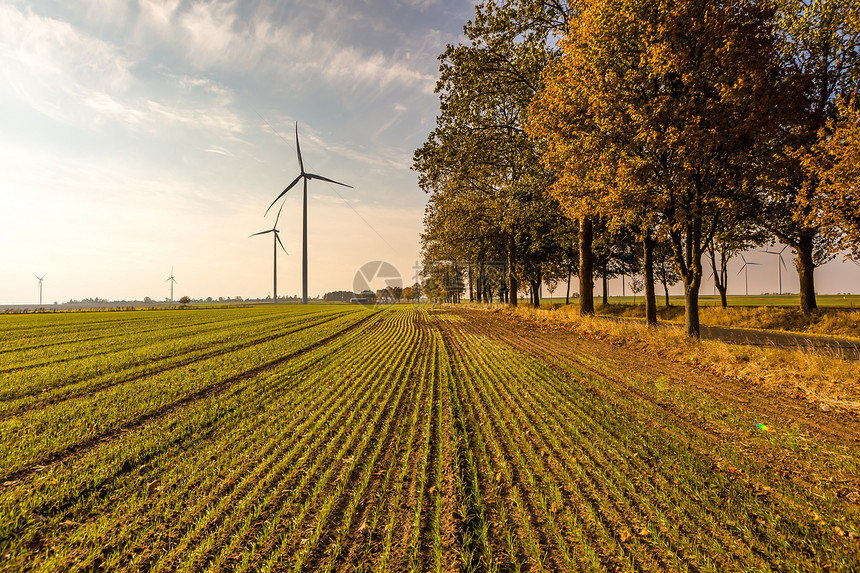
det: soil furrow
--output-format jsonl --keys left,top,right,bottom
{"left": 0, "top": 311, "right": 353, "bottom": 420}
{"left": 0, "top": 311, "right": 378, "bottom": 486}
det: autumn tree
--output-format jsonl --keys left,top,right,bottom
{"left": 528, "top": 0, "right": 792, "bottom": 337}
{"left": 413, "top": 1, "right": 577, "bottom": 308}
{"left": 766, "top": 0, "right": 860, "bottom": 311}
{"left": 801, "top": 95, "right": 860, "bottom": 261}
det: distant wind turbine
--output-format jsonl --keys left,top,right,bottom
{"left": 166, "top": 269, "right": 176, "bottom": 302}
{"left": 266, "top": 123, "right": 352, "bottom": 304}
{"left": 251, "top": 203, "right": 289, "bottom": 303}
{"left": 761, "top": 245, "right": 789, "bottom": 295}
{"left": 736, "top": 254, "right": 761, "bottom": 296}
{"left": 35, "top": 274, "right": 45, "bottom": 306}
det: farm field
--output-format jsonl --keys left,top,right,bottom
{"left": 1, "top": 305, "right": 859, "bottom": 571}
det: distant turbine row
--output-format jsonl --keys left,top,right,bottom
{"left": 253, "top": 122, "right": 352, "bottom": 304}
{"left": 30, "top": 272, "right": 177, "bottom": 305}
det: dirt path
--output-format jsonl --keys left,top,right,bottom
{"left": 602, "top": 315, "right": 860, "bottom": 358}
{"left": 701, "top": 325, "right": 860, "bottom": 358}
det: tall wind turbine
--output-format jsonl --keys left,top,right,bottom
{"left": 736, "top": 255, "right": 761, "bottom": 296}
{"left": 250, "top": 204, "right": 289, "bottom": 303}
{"left": 166, "top": 269, "right": 176, "bottom": 302}
{"left": 761, "top": 245, "right": 789, "bottom": 295}
{"left": 266, "top": 123, "right": 352, "bottom": 304}
{"left": 35, "top": 274, "right": 45, "bottom": 306}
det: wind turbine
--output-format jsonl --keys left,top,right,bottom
{"left": 166, "top": 269, "right": 176, "bottom": 302}
{"left": 250, "top": 203, "right": 289, "bottom": 303}
{"left": 761, "top": 245, "right": 789, "bottom": 295}
{"left": 35, "top": 274, "right": 45, "bottom": 306}
{"left": 266, "top": 123, "right": 352, "bottom": 304}
{"left": 736, "top": 254, "right": 761, "bottom": 296}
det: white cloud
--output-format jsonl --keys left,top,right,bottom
{"left": 205, "top": 145, "right": 234, "bottom": 157}
{"left": 0, "top": 3, "right": 132, "bottom": 93}
{"left": 0, "top": 3, "right": 244, "bottom": 139}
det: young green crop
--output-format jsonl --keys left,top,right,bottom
{"left": 1, "top": 305, "right": 857, "bottom": 571}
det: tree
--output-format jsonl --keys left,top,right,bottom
{"left": 707, "top": 218, "right": 767, "bottom": 308}
{"left": 179, "top": 296, "right": 191, "bottom": 305}
{"left": 528, "top": 0, "right": 792, "bottom": 337}
{"left": 630, "top": 275, "right": 644, "bottom": 305}
{"left": 766, "top": 0, "right": 860, "bottom": 311}
{"left": 413, "top": 1, "right": 579, "bottom": 310}
{"left": 802, "top": 95, "right": 860, "bottom": 260}
{"left": 653, "top": 241, "right": 681, "bottom": 308}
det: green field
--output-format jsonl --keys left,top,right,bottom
{"left": 1, "top": 305, "right": 858, "bottom": 571}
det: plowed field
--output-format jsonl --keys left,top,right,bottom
{"left": 1, "top": 305, "right": 858, "bottom": 571}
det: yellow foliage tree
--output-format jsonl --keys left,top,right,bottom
{"left": 528, "top": 0, "right": 793, "bottom": 337}
{"left": 802, "top": 95, "right": 860, "bottom": 261}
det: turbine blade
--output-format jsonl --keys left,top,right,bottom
{"left": 737, "top": 266, "right": 746, "bottom": 276}
{"left": 307, "top": 173, "right": 353, "bottom": 188}
{"left": 265, "top": 174, "right": 302, "bottom": 215}
{"left": 780, "top": 245, "right": 787, "bottom": 254}
{"left": 273, "top": 200, "right": 286, "bottom": 229}
{"left": 295, "top": 123, "right": 304, "bottom": 173}
{"left": 276, "top": 232, "right": 288, "bottom": 254}
{"left": 780, "top": 257, "right": 788, "bottom": 270}
{"left": 249, "top": 229, "right": 273, "bottom": 237}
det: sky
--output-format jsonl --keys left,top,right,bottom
{"left": 0, "top": 0, "right": 475, "bottom": 304}
{"left": 1, "top": 0, "right": 858, "bottom": 305}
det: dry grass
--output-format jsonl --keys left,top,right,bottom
{"left": 596, "top": 303, "right": 860, "bottom": 339}
{"left": 481, "top": 303, "right": 860, "bottom": 410}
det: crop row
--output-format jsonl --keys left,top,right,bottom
{"left": 0, "top": 307, "right": 369, "bottom": 480}
{"left": 2, "top": 306, "right": 857, "bottom": 571}
{"left": 0, "top": 307, "right": 455, "bottom": 572}
{"left": 435, "top": 310, "right": 860, "bottom": 572}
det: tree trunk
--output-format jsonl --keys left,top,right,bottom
{"left": 579, "top": 217, "right": 594, "bottom": 315}
{"left": 508, "top": 237, "right": 518, "bottom": 308}
{"left": 663, "top": 281, "right": 671, "bottom": 308}
{"left": 468, "top": 263, "right": 474, "bottom": 302}
{"left": 672, "top": 216, "right": 704, "bottom": 338}
{"left": 796, "top": 233, "right": 818, "bottom": 312}
{"left": 602, "top": 272, "right": 608, "bottom": 306}
{"left": 708, "top": 244, "right": 729, "bottom": 308}
{"left": 566, "top": 268, "right": 571, "bottom": 305}
{"left": 643, "top": 235, "right": 657, "bottom": 325}
{"left": 716, "top": 283, "right": 728, "bottom": 309}
{"left": 684, "top": 280, "right": 701, "bottom": 338}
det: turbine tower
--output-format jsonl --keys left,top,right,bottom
{"left": 736, "top": 255, "right": 761, "bottom": 296}
{"left": 166, "top": 269, "right": 176, "bottom": 302}
{"left": 266, "top": 123, "right": 352, "bottom": 304}
{"left": 35, "top": 274, "right": 45, "bottom": 306}
{"left": 761, "top": 245, "right": 789, "bottom": 295}
{"left": 251, "top": 204, "right": 289, "bottom": 303}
